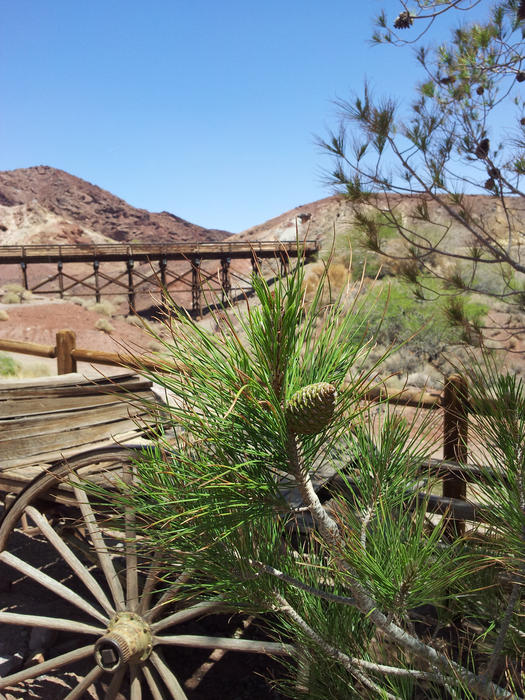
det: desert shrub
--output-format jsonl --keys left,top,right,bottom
{"left": 358, "top": 278, "right": 487, "bottom": 358}
{"left": 88, "top": 300, "right": 117, "bottom": 317}
{"left": 95, "top": 318, "right": 114, "bottom": 333}
{"left": 2, "top": 291, "right": 22, "bottom": 304}
{"left": 124, "top": 314, "right": 143, "bottom": 326}
{"left": 0, "top": 310, "right": 8, "bottom": 321}
{"left": 68, "top": 296, "right": 86, "bottom": 306}
{"left": 5, "top": 283, "right": 25, "bottom": 293}
{"left": 304, "top": 261, "right": 351, "bottom": 301}
{"left": 3, "top": 283, "right": 33, "bottom": 302}
{"left": 0, "top": 354, "right": 21, "bottom": 377}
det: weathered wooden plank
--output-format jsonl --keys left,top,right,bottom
{"left": 0, "top": 389, "right": 154, "bottom": 419}
{"left": 0, "top": 378, "right": 153, "bottom": 401}
{"left": 0, "top": 418, "right": 147, "bottom": 469}
{"left": 0, "top": 437, "right": 150, "bottom": 496}
{"left": 0, "top": 372, "right": 84, "bottom": 389}
{"left": 1, "top": 371, "right": 147, "bottom": 389}
{"left": 0, "top": 241, "right": 319, "bottom": 264}
{"left": 0, "top": 402, "right": 148, "bottom": 441}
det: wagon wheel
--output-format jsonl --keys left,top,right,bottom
{"left": 0, "top": 445, "right": 292, "bottom": 700}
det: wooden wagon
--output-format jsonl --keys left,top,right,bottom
{"left": 0, "top": 372, "right": 291, "bottom": 700}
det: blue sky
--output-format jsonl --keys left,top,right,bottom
{"left": 2, "top": 1, "right": 443, "bottom": 233}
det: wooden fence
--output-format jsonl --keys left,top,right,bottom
{"left": 0, "top": 331, "right": 477, "bottom": 536}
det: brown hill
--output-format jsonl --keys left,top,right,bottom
{"left": 0, "top": 166, "right": 231, "bottom": 246}
{"left": 236, "top": 193, "right": 525, "bottom": 253}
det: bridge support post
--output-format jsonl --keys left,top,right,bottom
{"left": 93, "top": 259, "right": 100, "bottom": 302}
{"left": 57, "top": 260, "right": 64, "bottom": 299}
{"left": 159, "top": 256, "right": 167, "bottom": 312}
{"left": 192, "top": 258, "right": 202, "bottom": 318}
{"left": 220, "top": 257, "right": 231, "bottom": 304}
{"left": 127, "top": 257, "right": 135, "bottom": 314}
{"left": 279, "top": 251, "right": 289, "bottom": 277}
{"left": 20, "top": 261, "right": 28, "bottom": 290}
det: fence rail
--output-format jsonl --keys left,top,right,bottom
{"left": 0, "top": 331, "right": 480, "bottom": 536}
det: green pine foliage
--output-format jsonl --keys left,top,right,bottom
{"left": 101, "top": 250, "right": 524, "bottom": 698}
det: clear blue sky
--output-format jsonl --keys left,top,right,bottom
{"left": 1, "top": 1, "right": 441, "bottom": 233}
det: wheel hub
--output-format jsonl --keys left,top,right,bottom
{"left": 94, "top": 612, "right": 152, "bottom": 672}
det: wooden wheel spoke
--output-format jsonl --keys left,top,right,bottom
{"left": 153, "top": 634, "right": 294, "bottom": 655}
{"left": 64, "top": 664, "right": 103, "bottom": 700}
{"left": 104, "top": 667, "right": 127, "bottom": 700}
{"left": 149, "top": 651, "right": 189, "bottom": 700}
{"left": 0, "top": 644, "right": 94, "bottom": 689}
{"left": 151, "top": 600, "right": 223, "bottom": 634}
{"left": 72, "top": 482, "right": 126, "bottom": 611}
{"left": 0, "top": 551, "right": 108, "bottom": 624}
{"left": 130, "top": 663, "right": 142, "bottom": 700}
{"left": 0, "top": 611, "right": 104, "bottom": 636}
{"left": 142, "top": 663, "right": 167, "bottom": 700}
{"left": 137, "top": 551, "right": 162, "bottom": 615}
{"left": 25, "top": 505, "right": 115, "bottom": 617}
{"left": 123, "top": 466, "right": 139, "bottom": 611}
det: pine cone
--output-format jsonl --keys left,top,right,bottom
{"left": 517, "top": 72, "right": 525, "bottom": 83}
{"left": 393, "top": 11, "right": 413, "bottom": 29}
{"left": 286, "top": 383, "right": 337, "bottom": 435}
{"left": 518, "top": 0, "right": 525, "bottom": 22}
{"left": 475, "top": 138, "right": 490, "bottom": 159}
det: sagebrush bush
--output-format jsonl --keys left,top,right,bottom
{"left": 88, "top": 300, "right": 117, "bottom": 317}
{"left": 95, "top": 317, "right": 114, "bottom": 333}
{"left": 2, "top": 291, "right": 22, "bottom": 304}
{"left": 3, "top": 284, "right": 33, "bottom": 303}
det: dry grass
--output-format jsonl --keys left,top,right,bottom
{"left": 2, "top": 284, "right": 33, "bottom": 303}
{"left": 87, "top": 300, "right": 117, "bottom": 317}
{"left": 95, "top": 317, "right": 114, "bottom": 333}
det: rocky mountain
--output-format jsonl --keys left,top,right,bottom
{"left": 0, "top": 166, "right": 231, "bottom": 246}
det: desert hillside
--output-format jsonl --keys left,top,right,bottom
{"left": 236, "top": 192, "right": 525, "bottom": 255}
{"left": 0, "top": 166, "right": 231, "bottom": 246}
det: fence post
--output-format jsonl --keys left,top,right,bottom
{"left": 56, "top": 330, "right": 77, "bottom": 374}
{"left": 443, "top": 373, "right": 468, "bottom": 537}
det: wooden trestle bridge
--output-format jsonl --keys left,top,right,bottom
{"left": 0, "top": 240, "right": 319, "bottom": 316}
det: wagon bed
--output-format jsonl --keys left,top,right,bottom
{"left": 0, "top": 371, "right": 156, "bottom": 498}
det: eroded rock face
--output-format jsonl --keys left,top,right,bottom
{"left": 0, "top": 166, "right": 231, "bottom": 246}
